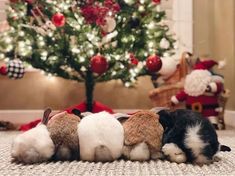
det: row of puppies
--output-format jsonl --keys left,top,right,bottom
{"left": 11, "top": 109, "right": 230, "bottom": 165}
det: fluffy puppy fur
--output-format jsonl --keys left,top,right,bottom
{"left": 11, "top": 124, "right": 55, "bottom": 164}
{"left": 122, "top": 111, "right": 163, "bottom": 161}
{"left": 158, "top": 109, "right": 231, "bottom": 165}
{"left": 78, "top": 111, "right": 124, "bottom": 162}
{"left": 47, "top": 112, "right": 80, "bottom": 161}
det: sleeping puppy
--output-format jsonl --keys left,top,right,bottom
{"left": 157, "top": 109, "right": 231, "bottom": 165}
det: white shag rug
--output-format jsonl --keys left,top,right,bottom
{"left": 0, "top": 130, "right": 235, "bottom": 176}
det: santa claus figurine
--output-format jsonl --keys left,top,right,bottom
{"left": 171, "top": 59, "right": 225, "bottom": 129}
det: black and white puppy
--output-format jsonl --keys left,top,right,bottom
{"left": 157, "top": 109, "right": 231, "bottom": 165}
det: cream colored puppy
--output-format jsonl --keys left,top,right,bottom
{"left": 78, "top": 111, "right": 124, "bottom": 162}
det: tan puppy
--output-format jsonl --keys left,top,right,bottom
{"left": 47, "top": 111, "right": 80, "bottom": 160}
{"left": 122, "top": 111, "right": 164, "bottom": 161}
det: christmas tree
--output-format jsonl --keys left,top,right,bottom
{"left": 0, "top": 0, "right": 175, "bottom": 111}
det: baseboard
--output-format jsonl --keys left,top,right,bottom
{"left": 0, "top": 109, "right": 234, "bottom": 127}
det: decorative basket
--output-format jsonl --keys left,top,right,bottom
{"left": 149, "top": 82, "right": 184, "bottom": 108}
{"left": 149, "top": 52, "right": 192, "bottom": 108}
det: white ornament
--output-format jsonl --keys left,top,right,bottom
{"left": 124, "top": 0, "right": 135, "bottom": 5}
{"left": 160, "top": 38, "right": 170, "bottom": 49}
{"left": 101, "top": 16, "right": 116, "bottom": 33}
{"left": 159, "top": 57, "right": 178, "bottom": 79}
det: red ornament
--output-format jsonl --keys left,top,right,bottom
{"left": 90, "top": 55, "right": 108, "bottom": 75}
{"left": 81, "top": 0, "right": 120, "bottom": 26}
{"left": 51, "top": 13, "right": 66, "bottom": 27}
{"left": 130, "top": 53, "right": 139, "bottom": 65}
{"left": 152, "top": 0, "right": 161, "bottom": 4}
{"left": 146, "top": 55, "right": 162, "bottom": 72}
{"left": 0, "top": 65, "right": 7, "bottom": 75}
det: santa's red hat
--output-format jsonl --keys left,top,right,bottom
{"left": 194, "top": 60, "right": 226, "bottom": 70}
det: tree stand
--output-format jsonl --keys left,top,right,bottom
{"left": 66, "top": 70, "right": 113, "bottom": 113}
{"left": 85, "top": 70, "right": 95, "bottom": 112}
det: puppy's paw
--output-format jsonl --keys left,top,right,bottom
{"left": 162, "top": 143, "right": 187, "bottom": 163}
{"left": 129, "top": 142, "right": 150, "bottom": 161}
{"left": 213, "top": 155, "right": 221, "bottom": 162}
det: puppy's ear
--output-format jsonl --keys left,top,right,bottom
{"left": 158, "top": 110, "right": 174, "bottom": 129}
{"left": 42, "top": 108, "right": 52, "bottom": 125}
{"left": 72, "top": 109, "right": 83, "bottom": 118}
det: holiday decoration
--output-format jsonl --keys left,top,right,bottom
{"left": 51, "top": 13, "right": 66, "bottom": 27}
{"left": 80, "top": 0, "right": 120, "bottom": 26}
{"left": 100, "top": 16, "right": 116, "bottom": 33}
{"left": 0, "top": 60, "right": 25, "bottom": 79}
{"left": 90, "top": 55, "right": 108, "bottom": 75}
{"left": 158, "top": 57, "right": 178, "bottom": 79}
{"left": 146, "top": 55, "right": 162, "bottom": 72}
{"left": 171, "top": 59, "right": 225, "bottom": 129}
{"left": 129, "top": 53, "right": 139, "bottom": 66}
{"left": 153, "top": 0, "right": 161, "bottom": 4}
{"left": 160, "top": 38, "right": 170, "bottom": 49}
{"left": 0, "top": 65, "right": 7, "bottom": 75}
{"left": 1, "top": 0, "right": 175, "bottom": 111}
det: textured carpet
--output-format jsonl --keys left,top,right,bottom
{"left": 0, "top": 130, "right": 235, "bottom": 176}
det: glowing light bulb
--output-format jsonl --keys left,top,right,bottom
{"left": 19, "top": 31, "right": 25, "bottom": 36}
{"left": 79, "top": 57, "right": 85, "bottom": 62}
{"left": 81, "top": 66, "right": 87, "bottom": 72}
{"left": 41, "top": 51, "right": 48, "bottom": 57}
{"left": 0, "top": 53, "right": 5, "bottom": 59}
{"left": 40, "top": 70, "right": 45, "bottom": 75}
{"left": 148, "top": 41, "right": 155, "bottom": 48}
{"left": 5, "top": 37, "right": 12, "bottom": 44}
{"left": 18, "top": 41, "right": 25, "bottom": 48}
{"left": 120, "top": 64, "right": 125, "bottom": 69}
{"left": 148, "top": 22, "right": 155, "bottom": 30}
{"left": 125, "top": 82, "right": 131, "bottom": 87}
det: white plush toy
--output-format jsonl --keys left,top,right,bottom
{"left": 78, "top": 111, "right": 124, "bottom": 162}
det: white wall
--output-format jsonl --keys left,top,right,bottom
{"left": 161, "top": 0, "right": 193, "bottom": 60}
{"left": 172, "top": 0, "right": 193, "bottom": 55}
